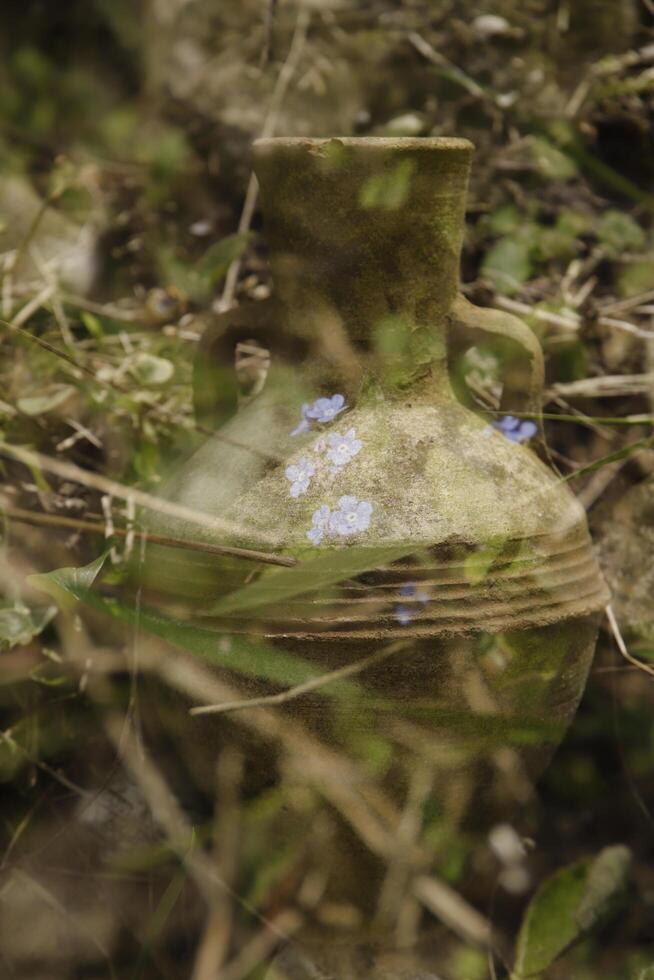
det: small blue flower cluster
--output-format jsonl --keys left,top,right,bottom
{"left": 290, "top": 394, "right": 346, "bottom": 436}
{"left": 287, "top": 392, "right": 374, "bottom": 545}
{"left": 284, "top": 426, "right": 363, "bottom": 498}
{"left": 394, "top": 582, "right": 430, "bottom": 625}
{"left": 491, "top": 415, "right": 537, "bottom": 444}
{"left": 284, "top": 457, "right": 316, "bottom": 498}
{"left": 307, "top": 496, "right": 374, "bottom": 545}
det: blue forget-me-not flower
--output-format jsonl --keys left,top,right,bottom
{"left": 285, "top": 457, "right": 315, "bottom": 498}
{"left": 394, "top": 581, "right": 430, "bottom": 625}
{"left": 290, "top": 394, "right": 346, "bottom": 436}
{"left": 307, "top": 504, "right": 331, "bottom": 545}
{"left": 290, "top": 404, "right": 312, "bottom": 437}
{"left": 326, "top": 428, "right": 362, "bottom": 469}
{"left": 491, "top": 415, "right": 537, "bottom": 444}
{"left": 307, "top": 394, "right": 346, "bottom": 423}
{"left": 328, "top": 496, "right": 373, "bottom": 538}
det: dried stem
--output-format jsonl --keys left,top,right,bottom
{"left": 191, "top": 747, "right": 245, "bottom": 980}
{"left": 0, "top": 439, "right": 280, "bottom": 546}
{"left": 493, "top": 295, "right": 654, "bottom": 340}
{"left": 190, "top": 640, "right": 411, "bottom": 716}
{"left": 606, "top": 604, "right": 654, "bottom": 680}
{"left": 1, "top": 502, "right": 296, "bottom": 568}
{"left": 218, "top": 6, "right": 311, "bottom": 312}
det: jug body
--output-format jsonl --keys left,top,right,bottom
{"left": 138, "top": 137, "right": 609, "bottom": 972}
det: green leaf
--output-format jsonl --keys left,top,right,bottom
{"left": 463, "top": 540, "right": 506, "bottom": 586}
{"left": 574, "top": 845, "right": 631, "bottom": 932}
{"left": 29, "top": 555, "right": 359, "bottom": 694}
{"left": 201, "top": 544, "right": 415, "bottom": 618}
{"left": 637, "top": 968, "right": 654, "bottom": 980}
{"left": 128, "top": 352, "right": 174, "bottom": 386}
{"left": 527, "top": 136, "right": 578, "bottom": 181}
{"left": 487, "top": 204, "right": 522, "bottom": 235}
{"left": 0, "top": 600, "right": 57, "bottom": 649}
{"left": 481, "top": 237, "right": 532, "bottom": 295}
{"left": 512, "top": 845, "right": 631, "bottom": 979}
{"left": 359, "top": 159, "right": 416, "bottom": 211}
{"left": 28, "top": 553, "right": 107, "bottom": 610}
{"left": 157, "top": 233, "right": 251, "bottom": 301}
{"left": 597, "top": 210, "right": 646, "bottom": 258}
{"left": 80, "top": 311, "right": 104, "bottom": 338}
{"left": 17, "top": 385, "right": 75, "bottom": 416}
{"left": 617, "top": 259, "right": 654, "bottom": 299}
{"left": 196, "top": 233, "right": 252, "bottom": 287}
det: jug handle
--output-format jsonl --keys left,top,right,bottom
{"left": 449, "top": 293, "right": 546, "bottom": 444}
{"left": 193, "top": 298, "right": 283, "bottom": 428}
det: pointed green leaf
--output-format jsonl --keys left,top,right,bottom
{"left": 29, "top": 555, "right": 360, "bottom": 694}
{"left": 201, "top": 544, "right": 415, "bottom": 618}
{"left": 29, "top": 553, "right": 107, "bottom": 610}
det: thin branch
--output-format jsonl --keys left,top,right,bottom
{"left": 493, "top": 295, "right": 654, "bottom": 340}
{"left": 5, "top": 189, "right": 60, "bottom": 279}
{"left": 0, "top": 440, "right": 280, "bottom": 546}
{"left": 546, "top": 374, "right": 654, "bottom": 400}
{"left": 189, "top": 640, "right": 411, "bottom": 716}
{"left": 413, "top": 874, "right": 493, "bottom": 948}
{"left": 557, "top": 434, "right": 654, "bottom": 485}
{"left": 408, "top": 31, "right": 487, "bottom": 99}
{"left": 218, "top": 909, "right": 303, "bottom": 980}
{"left": 61, "top": 292, "right": 141, "bottom": 323}
{"left": 218, "top": 6, "right": 311, "bottom": 312}
{"left": 143, "top": 639, "right": 407, "bottom": 862}
{"left": 606, "top": 605, "right": 654, "bottom": 680}
{"left": 10, "top": 284, "right": 56, "bottom": 329}
{"left": 1, "top": 502, "right": 296, "bottom": 568}
{"left": 10, "top": 869, "right": 116, "bottom": 975}
{"left": 191, "top": 747, "right": 244, "bottom": 980}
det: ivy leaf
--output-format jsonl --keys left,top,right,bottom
{"left": 512, "top": 845, "right": 631, "bottom": 979}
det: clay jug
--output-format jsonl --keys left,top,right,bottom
{"left": 140, "top": 138, "right": 609, "bottom": 974}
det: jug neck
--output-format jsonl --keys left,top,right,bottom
{"left": 252, "top": 137, "right": 473, "bottom": 397}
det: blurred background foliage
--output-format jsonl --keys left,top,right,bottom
{"left": 1, "top": 1, "right": 654, "bottom": 978}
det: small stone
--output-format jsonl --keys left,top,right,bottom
{"left": 190, "top": 218, "right": 212, "bottom": 236}
{"left": 472, "top": 14, "right": 511, "bottom": 38}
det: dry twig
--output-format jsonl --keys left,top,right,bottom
{"left": 218, "top": 7, "right": 311, "bottom": 312}
{"left": 190, "top": 640, "right": 411, "bottom": 716}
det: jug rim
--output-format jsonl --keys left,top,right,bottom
{"left": 253, "top": 136, "right": 474, "bottom": 152}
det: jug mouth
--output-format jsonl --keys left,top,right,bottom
{"left": 253, "top": 136, "right": 474, "bottom": 153}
